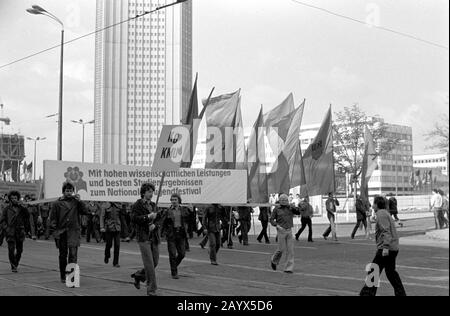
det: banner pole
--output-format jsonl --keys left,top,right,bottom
{"left": 227, "top": 207, "right": 232, "bottom": 247}
{"left": 155, "top": 171, "right": 166, "bottom": 208}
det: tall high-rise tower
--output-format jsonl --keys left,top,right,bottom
{"left": 94, "top": 0, "right": 192, "bottom": 166}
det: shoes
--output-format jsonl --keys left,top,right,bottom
{"left": 147, "top": 291, "right": 157, "bottom": 296}
{"left": 243, "top": 243, "right": 249, "bottom": 246}
{"left": 172, "top": 274, "right": 180, "bottom": 279}
{"left": 284, "top": 271, "right": 293, "bottom": 274}
{"left": 271, "top": 262, "right": 277, "bottom": 271}
{"left": 211, "top": 261, "right": 218, "bottom": 266}
{"left": 238, "top": 236, "right": 242, "bottom": 244}
{"left": 308, "top": 240, "right": 314, "bottom": 243}
{"left": 61, "top": 278, "right": 66, "bottom": 283}
{"left": 333, "top": 238, "right": 338, "bottom": 242}
{"left": 323, "top": 235, "right": 328, "bottom": 240}
{"left": 265, "top": 241, "right": 270, "bottom": 244}
{"left": 104, "top": 257, "right": 109, "bottom": 264}
{"left": 11, "top": 266, "right": 18, "bottom": 273}
{"left": 199, "top": 243, "right": 205, "bottom": 249}
{"left": 295, "top": 235, "right": 299, "bottom": 241}
{"left": 131, "top": 274, "right": 141, "bottom": 290}
{"left": 113, "top": 264, "right": 120, "bottom": 268}
{"left": 257, "top": 239, "right": 262, "bottom": 243}
{"left": 351, "top": 236, "right": 355, "bottom": 240}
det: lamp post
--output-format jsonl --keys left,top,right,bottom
{"left": 27, "top": 5, "right": 64, "bottom": 161}
{"left": 26, "top": 137, "right": 46, "bottom": 181}
{"left": 71, "top": 119, "right": 95, "bottom": 162}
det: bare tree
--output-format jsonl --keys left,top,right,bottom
{"left": 424, "top": 113, "right": 449, "bottom": 151}
{"left": 333, "top": 104, "right": 398, "bottom": 200}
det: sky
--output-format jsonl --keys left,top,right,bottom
{"left": 0, "top": 0, "right": 448, "bottom": 178}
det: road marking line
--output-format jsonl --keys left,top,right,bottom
{"left": 431, "top": 257, "right": 449, "bottom": 260}
{"left": 398, "top": 265, "right": 449, "bottom": 272}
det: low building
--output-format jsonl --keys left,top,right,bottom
{"left": 413, "top": 152, "right": 448, "bottom": 176}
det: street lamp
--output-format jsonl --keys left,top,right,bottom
{"left": 26, "top": 137, "right": 46, "bottom": 181}
{"left": 27, "top": 5, "right": 64, "bottom": 161}
{"left": 71, "top": 119, "right": 95, "bottom": 163}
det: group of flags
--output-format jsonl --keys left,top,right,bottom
{"left": 0, "top": 160, "right": 32, "bottom": 182}
{"left": 177, "top": 76, "right": 340, "bottom": 203}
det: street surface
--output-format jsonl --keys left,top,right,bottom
{"left": 0, "top": 217, "right": 448, "bottom": 296}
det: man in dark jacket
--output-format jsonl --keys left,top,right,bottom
{"left": 351, "top": 195, "right": 368, "bottom": 239}
{"left": 257, "top": 206, "right": 271, "bottom": 244}
{"left": 295, "top": 196, "right": 314, "bottom": 242}
{"left": 130, "top": 183, "right": 162, "bottom": 296}
{"left": 100, "top": 202, "right": 122, "bottom": 267}
{"left": 39, "top": 202, "right": 51, "bottom": 240}
{"left": 203, "top": 204, "right": 224, "bottom": 265}
{"left": 0, "top": 191, "right": 31, "bottom": 272}
{"left": 26, "top": 195, "right": 39, "bottom": 240}
{"left": 237, "top": 204, "right": 253, "bottom": 246}
{"left": 49, "top": 182, "right": 88, "bottom": 282}
{"left": 86, "top": 201, "right": 101, "bottom": 243}
{"left": 161, "top": 194, "right": 190, "bottom": 279}
{"left": 220, "top": 206, "right": 234, "bottom": 249}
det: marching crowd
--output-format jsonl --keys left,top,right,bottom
{"left": 0, "top": 183, "right": 448, "bottom": 296}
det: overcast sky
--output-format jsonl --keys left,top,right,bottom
{"left": 0, "top": 0, "right": 448, "bottom": 177}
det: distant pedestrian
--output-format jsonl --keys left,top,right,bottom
{"left": 360, "top": 196, "right": 406, "bottom": 296}
{"left": 100, "top": 202, "right": 122, "bottom": 268}
{"left": 295, "top": 196, "right": 314, "bottom": 242}
{"left": 351, "top": 195, "right": 368, "bottom": 239}
{"left": 86, "top": 201, "right": 101, "bottom": 243}
{"left": 49, "top": 182, "right": 88, "bottom": 283}
{"left": 257, "top": 206, "right": 271, "bottom": 244}
{"left": 430, "top": 189, "right": 445, "bottom": 229}
{"left": 203, "top": 204, "right": 224, "bottom": 265}
{"left": 237, "top": 203, "right": 253, "bottom": 246}
{"left": 323, "top": 192, "right": 339, "bottom": 241}
{"left": 438, "top": 190, "right": 449, "bottom": 228}
{"left": 387, "top": 193, "right": 403, "bottom": 228}
{"left": 269, "top": 194, "right": 300, "bottom": 273}
{"left": 39, "top": 202, "right": 51, "bottom": 240}
{"left": 0, "top": 191, "right": 31, "bottom": 272}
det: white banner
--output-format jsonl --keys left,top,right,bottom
{"left": 43, "top": 160, "right": 247, "bottom": 204}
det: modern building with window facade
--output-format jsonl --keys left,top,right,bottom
{"left": 413, "top": 152, "right": 448, "bottom": 176}
{"left": 94, "top": 0, "right": 192, "bottom": 166}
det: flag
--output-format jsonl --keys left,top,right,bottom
{"left": 180, "top": 74, "right": 199, "bottom": 168}
{"left": 234, "top": 97, "right": 246, "bottom": 170}
{"left": 247, "top": 107, "right": 268, "bottom": 203}
{"left": 268, "top": 100, "right": 306, "bottom": 194}
{"left": 300, "top": 107, "right": 335, "bottom": 197}
{"left": 360, "top": 126, "right": 377, "bottom": 202}
{"left": 263, "top": 93, "right": 295, "bottom": 155}
{"left": 205, "top": 90, "right": 241, "bottom": 170}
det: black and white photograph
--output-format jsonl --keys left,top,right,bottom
{"left": 0, "top": 0, "right": 448, "bottom": 301}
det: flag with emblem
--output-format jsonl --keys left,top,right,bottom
{"left": 300, "top": 107, "right": 335, "bottom": 197}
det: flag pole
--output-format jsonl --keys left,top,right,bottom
{"left": 155, "top": 171, "right": 166, "bottom": 208}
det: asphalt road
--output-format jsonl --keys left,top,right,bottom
{"left": 0, "top": 217, "right": 448, "bottom": 296}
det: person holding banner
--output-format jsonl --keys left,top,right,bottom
{"left": 0, "top": 191, "right": 31, "bottom": 273}
{"left": 269, "top": 194, "right": 301, "bottom": 273}
{"left": 130, "top": 183, "right": 161, "bottom": 296}
{"left": 203, "top": 204, "right": 225, "bottom": 265}
{"left": 161, "top": 193, "right": 190, "bottom": 279}
{"left": 49, "top": 182, "right": 88, "bottom": 283}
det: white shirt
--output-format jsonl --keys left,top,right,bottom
{"left": 431, "top": 193, "right": 443, "bottom": 208}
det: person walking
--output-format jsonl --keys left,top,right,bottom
{"left": 0, "top": 191, "right": 31, "bottom": 272}
{"left": 269, "top": 194, "right": 301, "bottom": 273}
{"left": 438, "top": 190, "right": 449, "bottom": 228}
{"left": 130, "top": 183, "right": 161, "bottom": 296}
{"left": 257, "top": 206, "right": 271, "bottom": 244}
{"left": 221, "top": 206, "right": 234, "bottom": 249}
{"left": 323, "top": 192, "right": 339, "bottom": 241}
{"left": 351, "top": 195, "right": 368, "bottom": 239}
{"left": 203, "top": 203, "right": 224, "bottom": 265}
{"left": 237, "top": 203, "right": 253, "bottom": 246}
{"left": 430, "top": 189, "right": 444, "bottom": 229}
{"left": 360, "top": 196, "right": 407, "bottom": 296}
{"left": 100, "top": 202, "right": 122, "bottom": 268}
{"left": 49, "top": 182, "right": 88, "bottom": 283}
{"left": 387, "top": 193, "right": 403, "bottom": 228}
{"left": 86, "top": 201, "right": 101, "bottom": 243}
{"left": 295, "top": 196, "right": 314, "bottom": 242}
{"left": 39, "top": 202, "right": 51, "bottom": 240}
{"left": 161, "top": 194, "right": 190, "bottom": 279}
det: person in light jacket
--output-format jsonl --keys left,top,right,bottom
{"left": 360, "top": 196, "right": 406, "bottom": 296}
{"left": 100, "top": 202, "right": 122, "bottom": 267}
